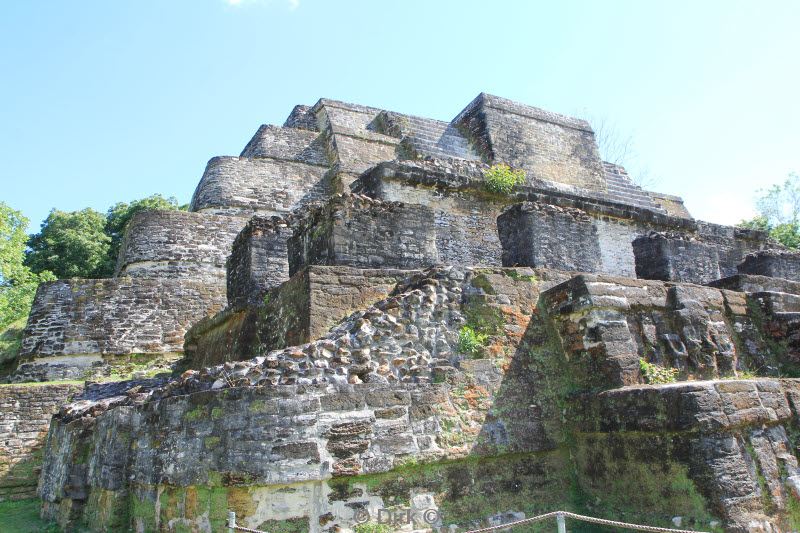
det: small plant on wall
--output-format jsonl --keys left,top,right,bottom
{"left": 458, "top": 325, "right": 489, "bottom": 358}
{"left": 483, "top": 163, "right": 526, "bottom": 195}
{"left": 639, "top": 358, "right": 679, "bottom": 384}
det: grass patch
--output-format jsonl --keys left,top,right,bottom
{"left": 0, "top": 499, "right": 59, "bottom": 532}
{"left": 0, "top": 317, "right": 26, "bottom": 376}
{"left": 0, "top": 380, "right": 85, "bottom": 387}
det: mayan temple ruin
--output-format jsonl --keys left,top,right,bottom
{"left": 5, "top": 93, "right": 800, "bottom": 532}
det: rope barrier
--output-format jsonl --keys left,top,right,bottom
{"left": 225, "top": 509, "right": 709, "bottom": 533}
{"left": 463, "top": 511, "right": 709, "bottom": 533}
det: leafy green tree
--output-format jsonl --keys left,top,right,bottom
{"left": 739, "top": 173, "right": 800, "bottom": 249}
{"left": 25, "top": 208, "right": 112, "bottom": 278}
{"left": 105, "top": 194, "right": 186, "bottom": 267}
{"left": 0, "top": 203, "right": 55, "bottom": 331}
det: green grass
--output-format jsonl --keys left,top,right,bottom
{"left": 0, "top": 380, "right": 85, "bottom": 388}
{"left": 0, "top": 317, "right": 26, "bottom": 376}
{"left": 0, "top": 499, "right": 59, "bottom": 532}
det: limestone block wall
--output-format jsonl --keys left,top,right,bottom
{"left": 226, "top": 216, "right": 294, "bottom": 307}
{"left": 571, "top": 379, "right": 800, "bottom": 531}
{"left": 709, "top": 273, "right": 800, "bottom": 294}
{"left": 453, "top": 93, "right": 607, "bottom": 194}
{"left": 739, "top": 250, "right": 800, "bottom": 281}
{"left": 20, "top": 278, "right": 226, "bottom": 358}
{"left": 356, "top": 160, "right": 696, "bottom": 275}
{"left": 540, "top": 273, "right": 788, "bottom": 386}
{"left": 239, "top": 125, "right": 328, "bottom": 165}
{"left": 632, "top": 228, "right": 773, "bottom": 284}
{"left": 355, "top": 160, "right": 513, "bottom": 267}
{"left": 0, "top": 383, "right": 82, "bottom": 501}
{"left": 189, "top": 156, "right": 331, "bottom": 217}
{"left": 632, "top": 233, "right": 722, "bottom": 284}
{"left": 498, "top": 202, "right": 603, "bottom": 273}
{"left": 287, "top": 195, "right": 438, "bottom": 275}
{"left": 115, "top": 210, "right": 248, "bottom": 279}
{"left": 697, "top": 221, "right": 771, "bottom": 277}
{"left": 283, "top": 104, "right": 318, "bottom": 131}
{"left": 313, "top": 99, "right": 401, "bottom": 174}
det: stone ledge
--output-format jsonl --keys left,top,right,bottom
{"left": 573, "top": 379, "right": 794, "bottom": 434}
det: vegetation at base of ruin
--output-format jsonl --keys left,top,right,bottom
{"left": 0, "top": 379, "right": 85, "bottom": 387}
{"left": 457, "top": 325, "right": 488, "bottom": 357}
{"left": 0, "top": 317, "right": 26, "bottom": 374}
{"left": 24, "top": 194, "right": 187, "bottom": 280}
{"left": 786, "top": 493, "right": 800, "bottom": 531}
{"left": 505, "top": 268, "right": 538, "bottom": 282}
{"left": 353, "top": 523, "right": 393, "bottom": 533}
{"left": 483, "top": 163, "right": 526, "bottom": 195}
{"left": 571, "top": 435, "right": 723, "bottom": 533}
{"left": 738, "top": 172, "right": 800, "bottom": 249}
{"left": 0, "top": 498, "right": 59, "bottom": 532}
{"left": 639, "top": 358, "right": 679, "bottom": 384}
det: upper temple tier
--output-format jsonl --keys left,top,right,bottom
{"left": 12, "top": 93, "right": 779, "bottom": 381}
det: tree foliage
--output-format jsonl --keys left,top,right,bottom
{"left": 739, "top": 173, "right": 800, "bottom": 249}
{"left": 25, "top": 194, "right": 187, "bottom": 279}
{"left": 25, "top": 208, "right": 113, "bottom": 278}
{"left": 0, "top": 203, "right": 55, "bottom": 331}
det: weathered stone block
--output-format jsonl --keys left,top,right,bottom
{"left": 0, "top": 384, "right": 83, "bottom": 501}
{"left": 453, "top": 93, "right": 607, "bottom": 194}
{"left": 288, "top": 195, "right": 437, "bottom": 274}
{"left": 738, "top": 250, "right": 800, "bottom": 281}
{"left": 226, "top": 216, "right": 294, "bottom": 307}
{"left": 239, "top": 124, "right": 327, "bottom": 165}
{"left": 633, "top": 232, "right": 721, "bottom": 284}
{"left": 498, "top": 202, "right": 603, "bottom": 273}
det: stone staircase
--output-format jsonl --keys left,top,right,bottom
{"left": 601, "top": 162, "right": 664, "bottom": 213}
{"left": 375, "top": 111, "right": 481, "bottom": 161}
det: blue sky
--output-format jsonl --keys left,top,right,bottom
{"left": 1, "top": 0, "right": 798, "bottom": 230}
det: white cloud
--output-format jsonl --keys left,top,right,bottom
{"left": 288, "top": 0, "right": 299, "bottom": 10}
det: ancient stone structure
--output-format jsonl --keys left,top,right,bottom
{"left": 9, "top": 93, "right": 800, "bottom": 532}
{"left": 0, "top": 384, "right": 82, "bottom": 501}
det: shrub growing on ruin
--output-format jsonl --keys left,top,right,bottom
{"left": 458, "top": 325, "right": 488, "bottom": 357}
{"left": 639, "top": 358, "right": 679, "bottom": 384}
{"left": 483, "top": 163, "right": 526, "bottom": 195}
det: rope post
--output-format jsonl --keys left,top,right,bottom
{"left": 227, "top": 510, "right": 236, "bottom": 532}
{"left": 557, "top": 512, "right": 566, "bottom": 533}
